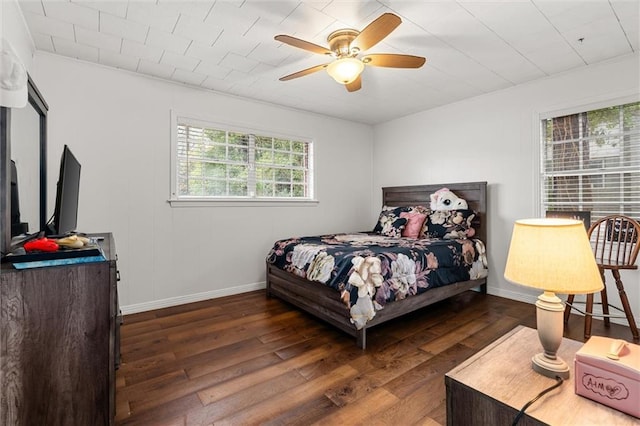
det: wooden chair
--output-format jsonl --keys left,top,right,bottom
{"left": 564, "top": 215, "right": 640, "bottom": 341}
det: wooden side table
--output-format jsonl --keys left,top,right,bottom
{"left": 445, "top": 325, "right": 637, "bottom": 425}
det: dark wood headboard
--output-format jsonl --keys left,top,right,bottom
{"left": 382, "top": 181, "right": 487, "bottom": 243}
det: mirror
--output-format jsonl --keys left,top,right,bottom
{"left": 0, "top": 75, "right": 48, "bottom": 255}
{"left": 11, "top": 98, "right": 41, "bottom": 232}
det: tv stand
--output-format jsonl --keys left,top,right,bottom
{"left": 0, "top": 233, "right": 119, "bottom": 425}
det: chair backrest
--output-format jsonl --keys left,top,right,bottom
{"left": 588, "top": 215, "right": 640, "bottom": 269}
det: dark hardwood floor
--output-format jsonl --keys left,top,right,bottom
{"left": 115, "top": 290, "right": 634, "bottom": 425}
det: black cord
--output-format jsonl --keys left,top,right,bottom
{"left": 512, "top": 376, "right": 563, "bottom": 426}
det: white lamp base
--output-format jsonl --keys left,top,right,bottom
{"left": 533, "top": 291, "right": 570, "bottom": 380}
{"left": 532, "top": 353, "right": 570, "bottom": 379}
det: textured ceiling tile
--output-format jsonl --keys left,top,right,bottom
{"left": 155, "top": 0, "right": 215, "bottom": 21}
{"left": 146, "top": 28, "right": 192, "bottom": 55}
{"left": 251, "top": 62, "right": 277, "bottom": 79}
{"left": 171, "top": 69, "right": 208, "bottom": 86}
{"left": 321, "top": 1, "right": 384, "bottom": 28}
{"left": 17, "top": 0, "right": 639, "bottom": 124}
{"left": 489, "top": 54, "right": 546, "bottom": 84}
{"left": 219, "top": 52, "right": 260, "bottom": 73}
{"left": 212, "top": 31, "right": 260, "bottom": 57}
{"left": 502, "top": 27, "right": 570, "bottom": 55}
{"left": 121, "top": 39, "right": 164, "bottom": 63}
{"left": 99, "top": 49, "right": 140, "bottom": 72}
{"left": 42, "top": 1, "right": 99, "bottom": 31}
{"left": 205, "top": 1, "right": 260, "bottom": 36}
{"left": 224, "top": 69, "right": 258, "bottom": 85}
{"left": 32, "top": 33, "right": 55, "bottom": 53}
{"left": 137, "top": 58, "right": 176, "bottom": 79}
{"left": 562, "top": 15, "right": 633, "bottom": 63}
{"left": 461, "top": 2, "right": 552, "bottom": 39}
{"left": 18, "top": 0, "right": 45, "bottom": 16}
{"left": 243, "top": 16, "right": 283, "bottom": 43}
{"left": 611, "top": 0, "right": 640, "bottom": 51}
{"left": 300, "top": 0, "right": 332, "bottom": 11}
{"left": 385, "top": 1, "right": 463, "bottom": 30}
{"left": 75, "top": 25, "right": 122, "bottom": 51}
{"left": 160, "top": 50, "right": 201, "bottom": 72}
{"left": 279, "top": 3, "right": 335, "bottom": 37}
{"left": 200, "top": 76, "right": 234, "bottom": 91}
{"left": 522, "top": 44, "right": 585, "bottom": 75}
{"left": 71, "top": 0, "right": 128, "bottom": 18}
{"left": 185, "top": 42, "right": 228, "bottom": 63}
{"left": 23, "top": 12, "right": 75, "bottom": 41}
{"left": 194, "top": 60, "right": 232, "bottom": 79}
{"left": 173, "top": 13, "right": 223, "bottom": 46}
{"left": 624, "top": 28, "right": 640, "bottom": 51}
{"left": 100, "top": 12, "right": 148, "bottom": 44}
{"left": 538, "top": 1, "right": 615, "bottom": 34}
{"left": 247, "top": 43, "right": 292, "bottom": 66}
{"left": 52, "top": 36, "right": 100, "bottom": 62}
{"left": 127, "top": 2, "right": 180, "bottom": 33}
{"left": 240, "top": 0, "right": 300, "bottom": 24}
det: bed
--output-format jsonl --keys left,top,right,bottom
{"left": 265, "top": 181, "right": 488, "bottom": 349}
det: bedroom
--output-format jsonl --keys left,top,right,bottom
{"left": 1, "top": 0, "right": 639, "bottom": 424}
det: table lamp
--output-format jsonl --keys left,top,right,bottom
{"left": 504, "top": 218, "right": 604, "bottom": 379}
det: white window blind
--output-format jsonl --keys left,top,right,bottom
{"left": 540, "top": 101, "right": 640, "bottom": 223}
{"left": 175, "top": 119, "right": 313, "bottom": 200}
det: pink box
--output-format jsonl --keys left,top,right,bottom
{"left": 574, "top": 336, "right": 640, "bottom": 418}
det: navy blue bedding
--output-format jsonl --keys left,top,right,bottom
{"left": 266, "top": 233, "right": 488, "bottom": 329}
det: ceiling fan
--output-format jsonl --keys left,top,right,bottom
{"left": 274, "top": 13, "right": 426, "bottom": 92}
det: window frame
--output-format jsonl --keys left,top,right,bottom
{"left": 536, "top": 94, "right": 640, "bottom": 221}
{"left": 169, "top": 110, "right": 317, "bottom": 207}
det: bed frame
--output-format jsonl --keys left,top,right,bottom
{"left": 266, "top": 181, "right": 488, "bottom": 349}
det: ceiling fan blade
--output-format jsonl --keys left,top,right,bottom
{"left": 345, "top": 75, "right": 362, "bottom": 92}
{"left": 351, "top": 13, "right": 402, "bottom": 52}
{"left": 363, "top": 53, "right": 426, "bottom": 68}
{"left": 279, "top": 64, "right": 328, "bottom": 81}
{"left": 274, "top": 35, "right": 332, "bottom": 56}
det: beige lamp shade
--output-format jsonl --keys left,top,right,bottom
{"left": 504, "top": 218, "right": 604, "bottom": 294}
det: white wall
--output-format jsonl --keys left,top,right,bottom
{"left": 373, "top": 53, "right": 640, "bottom": 326}
{"left": 31, "top": 53, "right": 373, "bottom": 313}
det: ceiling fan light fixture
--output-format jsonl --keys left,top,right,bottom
{"left": 326, "top": 57, "right": 364, "bottom": 85}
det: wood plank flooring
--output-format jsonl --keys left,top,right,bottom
{"left": 115, "top": 290, "right": 633, "bottom": 425}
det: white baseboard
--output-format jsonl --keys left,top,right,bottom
{"left": 121, "top": 281, "right": 639, "bottom": 329}
{"left": 120, "top": 281, "right": 266, "bottom": 315}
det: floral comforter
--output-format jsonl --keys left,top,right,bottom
{"left": 266, "top": 233, "right": 488, "bottom": 329}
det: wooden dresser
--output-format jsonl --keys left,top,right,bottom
{"left": 0, "top": 233, "right": 119, "bottom": 425}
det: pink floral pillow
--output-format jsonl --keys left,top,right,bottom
{"left": 400, "top": 212, "right": 427, "bottom": 239}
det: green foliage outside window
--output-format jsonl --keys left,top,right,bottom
{"left": 541, "top": 101, "right": 639, "bottom": 222}
{"left": 177, "top": 122, "right": 312, "bottom": 199}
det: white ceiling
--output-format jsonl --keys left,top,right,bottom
{"left": 17, "top": 0, "right": 640, "bottom": 124}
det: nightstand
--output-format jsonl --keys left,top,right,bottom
{"left": 445, "top": 325, "right": 637, "bottom": 425}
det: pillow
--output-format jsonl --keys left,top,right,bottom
{"left": 400, "top": 212, "right": 427, "bottom": 239}
{"left": 373, "top": 205, "right": 410, "bottom": 234}
{"left": 424, "top": 209, "right": 477, "bottom": 239}
{"left": 380, "top": 217, "right": 407, "bottom": 237}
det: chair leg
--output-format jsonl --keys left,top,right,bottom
{"left": 585, "top": 292, "right": 594, "bottom": 340}
{"left": 611, "top": 269, "right": 640, "bottom": 341}
{"left": 600, "top": 287, "right": 610, "bottom": 328}
{"left": 564, "top": 294, "right": 575, "bottom": 324}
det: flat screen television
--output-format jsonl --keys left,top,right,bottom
{"left": 46, "top": 145, "right": 81, "bottom": 237}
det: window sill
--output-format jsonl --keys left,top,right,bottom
{"left": 168, "top": 198, "right": 319, "bottom": 208}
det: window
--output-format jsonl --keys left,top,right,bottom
{"left": 540, "top": 101, "right": 640, "bottom": 223}
{"left": 171, "top": 114, "right": 314, "bottom": 203}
